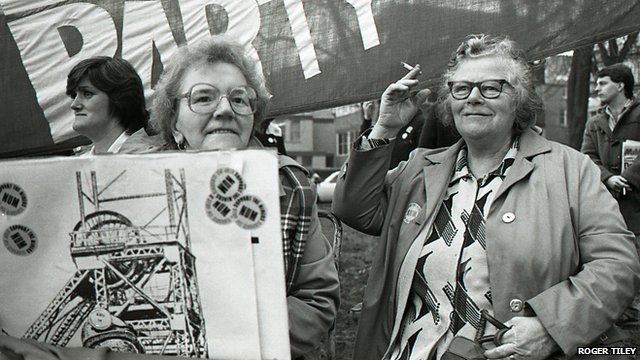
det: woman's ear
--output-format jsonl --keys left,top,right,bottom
{"left": 170, "top": 111, "right": 184, "bottom": 146}
{"left": 172, "top": 130, "right": 184, "bottom": 147}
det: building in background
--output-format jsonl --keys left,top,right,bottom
{"left": 275, "top": 104, "right": 363, "bottom": 178}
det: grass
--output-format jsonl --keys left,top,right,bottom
{"left": 318, "top": 203, "right": 640, "bottom": 359}
{"left": 318, "top": 202, "right": 378, "bottom": 358}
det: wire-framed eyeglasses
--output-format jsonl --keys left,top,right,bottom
{"left": 447, "top": 79, "right": 511, "bottom": 100}
{"left": 179, "top": 83, "right": 257, "bottom": 115}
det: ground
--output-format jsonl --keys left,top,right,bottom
{"left": 318, "top": 203, "right": 640, "bottom": 359}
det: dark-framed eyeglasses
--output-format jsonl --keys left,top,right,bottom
{"left": 179, "top": 83, "right": 258, "bottom": 115}
{"left": 447, "top": 79, "right": 511, "bottom": 100}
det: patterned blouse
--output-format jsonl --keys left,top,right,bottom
{"left": 389, "top": 138, "right": 519, "bottom": 360}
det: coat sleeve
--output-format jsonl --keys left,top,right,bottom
{"left": 527, "top": 155, "right": 640, "bottom": 356}
{"left": 332, "top": 138, "right": 409, "bottom": 235}
{"left": 580, "top": 118, "right": 614, "bottom": 182}
{"left": 286, "top": 186, "right": 339, "bottom": 358}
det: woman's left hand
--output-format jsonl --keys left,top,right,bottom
{"left": 483, "top": 316, "right": 559, "bottom": 360}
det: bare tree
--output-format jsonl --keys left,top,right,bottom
{"left": 597, "top": 32, "right": 639, "bottom": 66}
{"left": 566, "top": 46, "right": 593, "bottom": 150}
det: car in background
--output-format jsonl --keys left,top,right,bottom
{"left": 317, "top": 171, "right": 340, "bottom": 203}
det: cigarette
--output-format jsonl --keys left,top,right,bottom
{"left": 401, "top": 62, "right": 415, "bottom": 71}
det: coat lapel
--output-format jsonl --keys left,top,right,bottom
{"left": 392, "top": 143, "right": 461, "bottom": 267}
{"left": 492, "top": 129, "right": 551, "bottom": 204}
{"left": 416, "top": 141, "right": 462, "bottom": 227}
{"left": 594, "top": 110, "right": 612, "bottom": 136}
{"left": 386, "top": 143, "right": 460, "bottom": 345}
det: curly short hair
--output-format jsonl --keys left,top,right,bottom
{"left": 597, "top": 63, "right": 635, "bottom": 99}
{"left": 66, "top": 56, "right": 148, "bottom": 134}
{"left": 151, "top": 35, "right": 271, "bottom": 148}
{"left": 437, "top": 34, "right": 543, "bottom": 135}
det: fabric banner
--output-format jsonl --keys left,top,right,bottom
{"left": 0, "top": 149, "right": 290, "bottom": 359}
{"left": 1, "top": 0, "right": 639, "bottom": 156}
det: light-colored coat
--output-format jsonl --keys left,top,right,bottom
{"left": 333, "top": 129, "right": 640, "bottom": 359}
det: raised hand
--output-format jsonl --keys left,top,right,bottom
{"left": 370, "top": 64, "right": 431, "bottom": 139}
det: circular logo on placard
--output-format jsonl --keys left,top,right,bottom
{"left": 210, "top": 168, "right": 246, "bottom": 201}
{"left": 233, "top": 195, "right": 266, "bottom": 230}
{"left": 3, "top": 224, "right": 37, "bottom": 255}
{"left": 0, "top": 183, "right": 28, "bottom": 216}
{"left": 88, "top": 308, "right": 113, "bottom": 330}
{"left": 205, "top": 194, "right": 234, "bottom": 224}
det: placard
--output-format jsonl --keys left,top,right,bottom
{"left": 0, "top": 149, "right": 289, "bottom": 359}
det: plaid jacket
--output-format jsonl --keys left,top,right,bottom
{"left": 278, "top": 155, "right": 315, "bottom": 292}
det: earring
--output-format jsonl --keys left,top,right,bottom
{"left": 174, "top": 132, "right": 186, "bottom": 150}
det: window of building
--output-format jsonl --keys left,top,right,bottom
{"left": 560, "top": 108, "right": 568, "bottom": 127}
{"left": 336, "top": 131, "right": 356, "bottom": 156}
{"left": 300, "top": 155, "right": 312, "bottom": 166}
{"left": 287, "top": 121, "right": 301, "bottom": 142}
{"left": 326, "top": 155, "right": 334, "bottom": 168}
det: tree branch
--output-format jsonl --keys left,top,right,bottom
{"left": 619, "top": 32, "right": 639, "bottom": 60}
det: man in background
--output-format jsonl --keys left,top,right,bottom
{"left": 582, "top": 63, "right": 640, "bottom": 324}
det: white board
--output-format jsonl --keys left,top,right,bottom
{"left": 0, "top": 149, "right": 289, "bottom": 359}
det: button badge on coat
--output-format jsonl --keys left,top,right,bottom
{"left": 404, "top": 203, "right": 421, "bottom": 223}
{"left": 502, "top": 212, "right": 515, "bottom": 223}
{"left": 509, "top": 298, "right": 523, "bottom": 312}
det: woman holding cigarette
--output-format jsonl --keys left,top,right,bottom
{"left": 333, "top": 34, "right": 640, "bottom": 359}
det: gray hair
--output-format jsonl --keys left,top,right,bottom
{"left": 438, "top": 34, "right": 543, "bottom": 135}
{"left": 150, "top": 35, "right": 271, "bottom": 148}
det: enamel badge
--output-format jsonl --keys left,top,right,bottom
{"left": 403, "top": 203, "right": 421, "bottom": 223}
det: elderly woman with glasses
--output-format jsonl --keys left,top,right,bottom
{"left": 140, "top": 36, "right": 339, "bottom": 359}
{"left": 333, "top": 34, "right": 640, "bottom": 360}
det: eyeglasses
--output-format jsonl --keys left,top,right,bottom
{"left": 447, "top": 79, "right": 511, "bottom": 100}
{"left": 179, "top": 83, "right": 257, "bottom": 115}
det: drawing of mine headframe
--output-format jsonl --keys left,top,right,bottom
{"left": 23, "top": 168, "right": 208, "bottom": 357}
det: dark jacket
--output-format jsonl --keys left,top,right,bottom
{"left": 581, "top": 98, "right": 640, "bottom": 234}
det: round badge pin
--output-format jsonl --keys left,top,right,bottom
{"left": 210, "top": 168, "right": 246, "bottom": 201}
{"left": 205, "top": 194, "right": 235, "bottom": 224}
{"left": 3, "top": 224, "right": 37, "bottom": 256}
{"left": 233, "top": 195, "right": 266, "bottom": 230}
{"left": 403, "top": 203, "right": 421, "bottom": 223}
{"left": 0, "top": 183, "right": 28, "bottom": 216}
